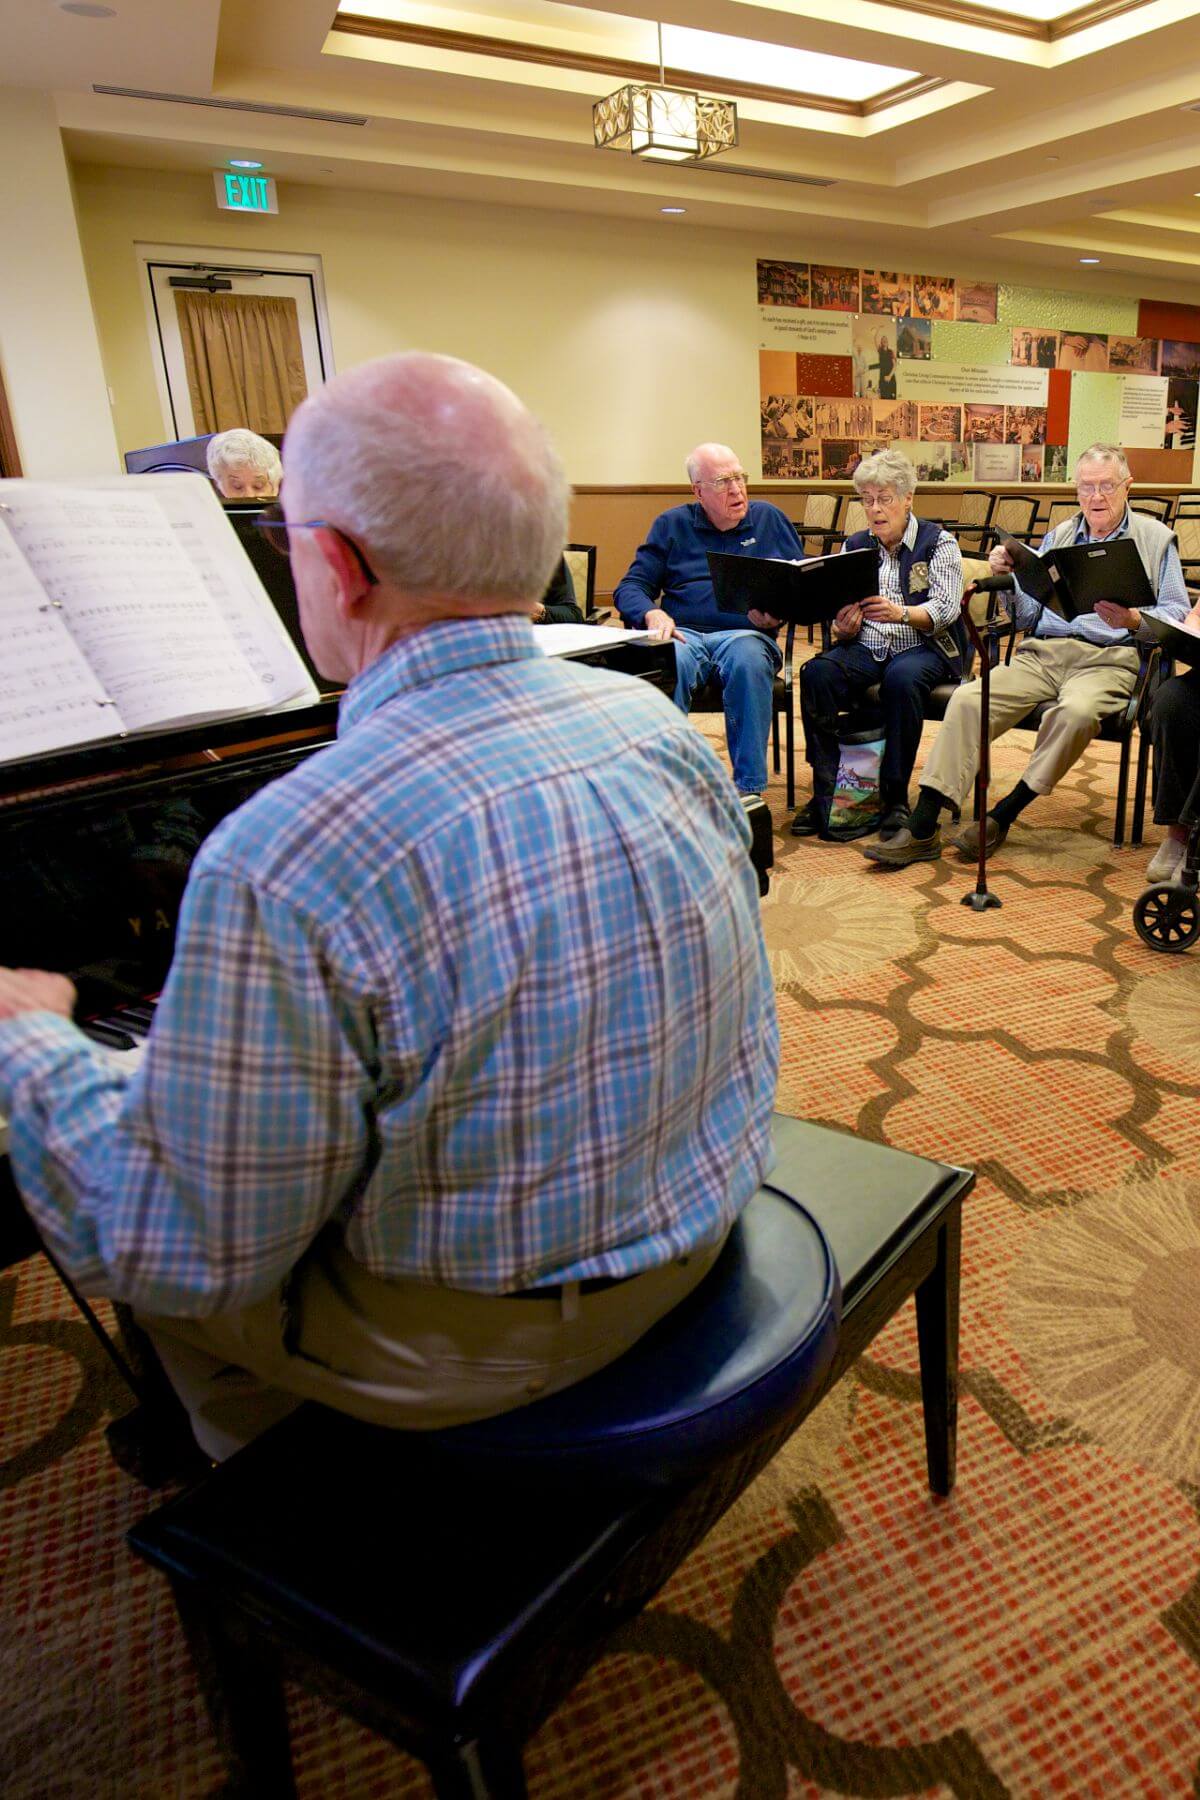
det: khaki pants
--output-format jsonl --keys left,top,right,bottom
{"left": 922, "top": 636, "right": 1140, "bottom": 809}
{"left": 141, "top": 1233, "right": 727, "bottom": 1461}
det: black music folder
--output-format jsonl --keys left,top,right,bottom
{"left": 1139, "top": 614, "right": 1200, "bottom": 667}
{"left": 707, "top": 546, "right": 877, "bottom": 624}
{"left": 1001, "top": 533, "right": 1156, "bottom": 618}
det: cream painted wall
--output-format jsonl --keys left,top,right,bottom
{"left": 74, "top": 164, "right": 760, "bottom": 483}
{"left": 70, "top": 160, "right": 1200, "bottom": 485}
{"left": 0, "top": 92, "right": 118, "bottom": 475}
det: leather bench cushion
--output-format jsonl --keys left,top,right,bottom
{"left": 769, "top": 1115, "right": 967, "bottom": 1309}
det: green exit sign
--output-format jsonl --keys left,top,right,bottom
{"left": 213, "top": 171, "right": 278, "bottom": 214}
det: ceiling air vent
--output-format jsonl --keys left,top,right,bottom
{"left": 689, "top": 163, "right": 836, "bottom": 188}
{"left": 92, "top": 87, "right": 369, "bottom": 126}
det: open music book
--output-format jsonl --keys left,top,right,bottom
{"left": 707, "top": 546, "right": 877, "bottom": 624}
{"left": 0, "top": 474, "right": 319, "bottom": 768}
{"left": 1000, "top": 533, "right": 1157, "bottom": 619}
{"left": 1139, "top": 613, "right": 1200, "bottom": 667}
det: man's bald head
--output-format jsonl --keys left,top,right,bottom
{"left": 284, "top": 352, "right": 568, "bottom": 605}
{"left": 686, "top": 442, "right": 750, "bottom": 532}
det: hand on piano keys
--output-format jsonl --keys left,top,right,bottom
{"left": 0, "top": 995, "right": 154, "bottom": 1165}
{"left": 0, "top": 967, "right": 76, "bottom": 1021}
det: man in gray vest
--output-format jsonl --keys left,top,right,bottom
{"left": 864, "top": 444, "right": 1189, "bottom": 865}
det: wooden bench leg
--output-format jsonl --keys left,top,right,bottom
{"left": 171, "top": 1578, "right": 298, "bottom": 1798}
{"left": 914, "top": 1203, "right": 961, "bottom": 1498}
{"left": 429, "top": 1735, "right": 529, "bottom": 1800}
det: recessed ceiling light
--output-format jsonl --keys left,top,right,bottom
{"left": 1079, "top": 256, "right": 1101, "bottom": 264}
{"left": 660, "top": 206, "right": 686, "bottom": 214}
{"left": 1045, "top": 154, "right": 1060, "bottom": 163}
{"left": 229, "top": 158, "right": 263, "bottom": 170}
{"left": 58, "top": 2, "right": 116, "bottom": 14}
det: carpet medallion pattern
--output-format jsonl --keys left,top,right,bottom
{"left": 3, "top": 712, "right": 1200, "bottom": 1797}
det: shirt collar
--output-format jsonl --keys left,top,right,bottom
{"left": 1074, "top": 507, "right": 1130, "bottom": 545}
{"left": 338, "top": 614, "right": 538, "bottom": 737}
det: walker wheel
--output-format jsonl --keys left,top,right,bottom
{"left": 1134, "top": 884, "right": 1200, "bottom": 952}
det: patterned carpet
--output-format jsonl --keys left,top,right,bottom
{"left": 5, "top": 701, "right": 1200, "bottom": 1797}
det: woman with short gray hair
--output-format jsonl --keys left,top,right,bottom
{"left": 206, "top": 428, "right": 283, "bottom": 501}
{"left": 791, "top": 449, "right": 964, "bottom": 841}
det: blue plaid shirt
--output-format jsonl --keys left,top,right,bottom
{"left": 0, "top": 616, "right": 778, "bottom": 1316}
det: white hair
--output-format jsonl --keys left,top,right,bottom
{"left": 283, "top": 353, "right": 568, "bottom": 603}
{"left": 1075, "top": 443, "right": 1130, "bottom": 481}
{"left": 853, "top": 447, "right": 916, "bottom": 498}
{"left": 206, "top": 428, "right": 282, "bottom": 484}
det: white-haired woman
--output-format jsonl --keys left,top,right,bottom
{"left": 792, "top": 447, "right": 964, "bottom": 841}
{"left": 206, "top": 428, "right": 282, "bottom": 501}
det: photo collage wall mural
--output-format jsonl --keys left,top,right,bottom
{"left": 757, "top": 260, "right": 1200, "bottom": 486}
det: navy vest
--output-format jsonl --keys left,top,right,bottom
{"left": 843, "top": 517, "right": 966, "bottom": 675}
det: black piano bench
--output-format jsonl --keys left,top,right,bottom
{"left": 127, "top": 1117, "right": 971, "bottom": 1799}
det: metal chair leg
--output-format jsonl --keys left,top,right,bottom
{"left": 1132, "top": 729, "right": 1153, "bottom": 848}
{"left": 1113, "top": 731, "right": 1132, "bottom": 849}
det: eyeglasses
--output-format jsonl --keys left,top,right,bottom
{"left": 1076, "top": 480, "right": 1127, "bottom": 498}
{"left": 700, "top": 472, "right": 748, "bottom": 492}
{"left": 253, "top": 505, "right": 379, "bottom": 586}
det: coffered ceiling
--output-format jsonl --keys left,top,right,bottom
{"left": 7, "top": 0, "right": 1200, "bottom": 285}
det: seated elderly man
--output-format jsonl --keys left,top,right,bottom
{"left": 206, "top": 427, "right": 282, "bottom": 500}
{"left": 865, "top": 443, "right": 1190, "bottom": 866}
{"left": 0, "top": 354, "right": 778, "bottom": 1461}
{"left": 791, "top": 448, "right": 963, "bottom": 841}
{"left": 615, "top": 444, "right": 803, "bottom": 800}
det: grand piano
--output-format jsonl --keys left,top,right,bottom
{"left": 2, "top": 625, "right": 769, "bottom": 1276}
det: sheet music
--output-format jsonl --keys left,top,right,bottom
{"left": 533, "top": 624, "right": 653, "bottom": 656}
{"left": 0, "top": 519, "right": 116, "bottom": 760}
{"left": 142, "top": 477, "right": 316, "bottom": 702}
{"left": 0, "top": 485, "right": 267, "bottom": 730}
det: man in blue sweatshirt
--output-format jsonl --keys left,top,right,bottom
{"left": 614, "top": 443, "right": 803, "bottom": 798}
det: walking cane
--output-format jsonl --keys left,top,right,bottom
{"left": 958, "top": 576, "right": 1013, "bottom": 912}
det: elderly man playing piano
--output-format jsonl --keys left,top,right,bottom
{"left": 0, "top": 353, "right": 777, "bottom": 1460}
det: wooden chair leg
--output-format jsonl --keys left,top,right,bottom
{"left": 914, "top": 1203, "right": 961, "bottom": 1499}
{"left": 171, "top": 1580, "right": 298, "bottom": 1799}
{"left": 430, "top": 1736, "right": 530, "bottom": 1799}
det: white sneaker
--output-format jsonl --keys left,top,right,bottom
{"left": 1146, "top": 838, "right": 1186, "bottom": 882}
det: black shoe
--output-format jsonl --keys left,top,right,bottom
{"left": 790, "top": 799, "right": 827, "bottom": 837}
{"left": 877, "top": 803, "right": 911, "bottom": 841}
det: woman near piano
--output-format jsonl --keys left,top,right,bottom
{"left": 206, "top": 428, "right": 282, "bottom": 501}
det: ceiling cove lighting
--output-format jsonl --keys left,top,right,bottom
{"left": 593, "top": 23, "right": 737, "bottom": 164}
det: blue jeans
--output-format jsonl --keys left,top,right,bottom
{"left": 800, "top": 638, "right": 948, "bottom": 805}
{"left": 672, "top": 628, "right": 782, "bottom": 795}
